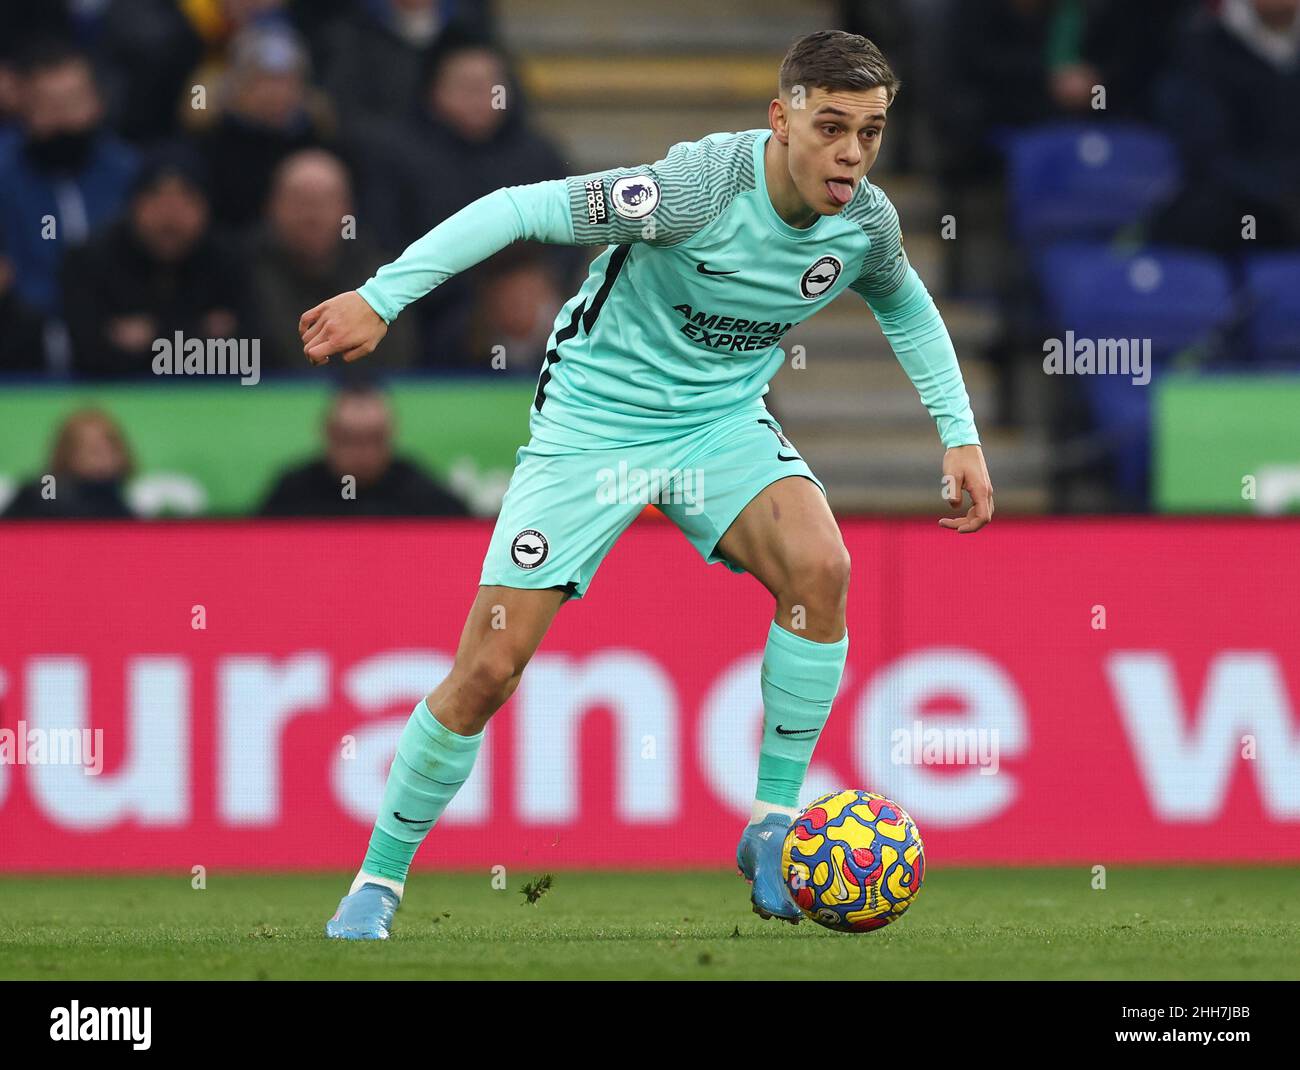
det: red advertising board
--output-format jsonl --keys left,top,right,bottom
{"left": 1, "top": 518, "right": 1297, "bottom": 870}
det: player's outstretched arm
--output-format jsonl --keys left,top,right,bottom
{"left": 855, "top": 265, "right": 994, "bottom": 533}
{"left": 297, "top": 180, "right": 576, "bottom": 366}
{"left": 298, "top": 142, "right": 715, "bottom": 365}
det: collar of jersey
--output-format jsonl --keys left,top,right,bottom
{"left": 752, "top": 130, "right": 826, "bottom": 241}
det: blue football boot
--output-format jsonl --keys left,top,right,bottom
{"left": 325, "top": 882, "right": 400, "bottom": 940}
{"left": 736, "top": 813, "right": 801, "bottom": 923}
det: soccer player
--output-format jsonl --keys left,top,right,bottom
{"left": 306, "top": 30, "right": 993, "bottom": 939}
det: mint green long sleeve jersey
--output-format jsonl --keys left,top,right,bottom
{"left": 357, "top": 128, "right": 981, "bottom": 449}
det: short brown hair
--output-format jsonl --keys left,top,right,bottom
{"left": 778, "top": 30, "right": 900, "bottom": 103}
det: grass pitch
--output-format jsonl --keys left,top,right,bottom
{"left": 1, "top": 866, "right": 1297, "bottom": 980}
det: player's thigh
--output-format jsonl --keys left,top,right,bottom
{"left": 480, "top": 439, "right": 645, "bottom": 600}
{"left": 659, "top": 409, "right": 847, "bottom": 597}
{"left": 715, "top": 474, "right": 849, "bottom": 600}
{"left": 451, "top": 583, "right": 568, "bottom": 675}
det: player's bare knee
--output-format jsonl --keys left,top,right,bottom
{"left": 783, "top": 543, "right": 850, "bottom": 608}
{"left": 460, "top": 646, "right": 528, "bottom": 707}
{"left": 824, "top": 541, "right": 851, "bottom": 585}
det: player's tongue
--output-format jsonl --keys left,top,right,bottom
{"left": 825, "top": 178, "right": 854, "bottom": 206}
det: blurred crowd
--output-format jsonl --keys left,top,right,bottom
{"left": 0, "top": 0, "right": 570, "bottom": 381}
{"left": 892, "top": 0, "right": 1300, "bottom": 252}
{"left": 1, "top": 0, "right": 1297, "bottom": 517}
{"left": 2, "top": 389, "right": 472, "bottom": 517}
{"left": 2, "top": 0, "right": 1296, "bottom": 384}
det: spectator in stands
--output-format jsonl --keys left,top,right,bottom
{"left": 465, "top": 247, "right": 564, "bottom": 376}
{"left": 932, "top": 0, "right": 1064, "bottom": 185}
{"left": 1153, "top": 0, "right": 1300, "bottom": 251}
{"left": 2, "top": 408, "right": 137, "bottom": 519}
{"left": 95, "top": 0, "right": 206, "bottom": 145}
{"left": 1051, "top": 0, "right": 1203, "bottom": 120}
{"left": 0, "top": 41, "right": 138, "bottom": 319}
{"left": 317, "top": 0, "right": 493, "bottom": 136}
{"left": 361, "top": 26, "right": 567, "bottom": 245}
{"left": 0, "top": 255, "right": 47, "bottom": 373}
{"left": 197, "top": 21, "right": 335, "bottom": 230}
{"left": 62, "top": 145, "right": 247, "bottom": 378}
{"left": 355, "top": 26, "right": 572, "bottom": 365}
{"left": 259, "top": 384, "right": 469, "bottom": 516}
{"left": 246, "top": 148, "right": 417, "bottom": 372}
{"left": 97, "top": 0, "right": 296, "bottom": 145}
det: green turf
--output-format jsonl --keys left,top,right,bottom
{"left": 0, "top": 867, "right": 1297, "bottom": 980}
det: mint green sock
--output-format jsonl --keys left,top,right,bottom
{"left": 361, "top": 699, "right": 483, "bottom": 883}
{"left": 756, "top": 621, "right": 848, "bottom": 808}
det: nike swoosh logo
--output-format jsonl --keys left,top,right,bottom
{"left": 392, "top": 811, "right": 435, "bottom": 826}
{"left": 775, "top": 724, "right": 819, "bottom": 736}
{"left": 777, "top": 453, "right": 801, "bottom": 463}
{"left": 696, "top": 263, "right": 738, "bottom": 276}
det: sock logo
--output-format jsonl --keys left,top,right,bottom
{"left": 775, "top": 724, "right": 820, "bottom": 737}
{"left": 511, "top": 528, "right": 549, "bottom": 569}
{"left": 392, "top": 811, "right": 434, "bottom": 827}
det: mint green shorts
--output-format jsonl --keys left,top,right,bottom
{"left": 479, "top": 405, "right": 824, "bottom": 599}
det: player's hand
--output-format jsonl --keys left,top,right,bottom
{"left": 939, "top": 444, "right": 994, "bottom": 534}
{"left": 299, "top": 291, "right": 387, "bottom": 366}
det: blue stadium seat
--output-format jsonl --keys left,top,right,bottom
{"left": 1004, "top": 123, "right": 1180, "bottom": 247}
{"left": 1039, "top": 244, "right": 1233, "bottom": 502}
{"left": 1040, "top": 244, "right": 1233, "bottom": 353}
{"left": 1243, "top": 254, "right": 1300, "bottom": 365}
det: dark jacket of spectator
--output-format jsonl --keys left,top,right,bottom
{"left": 318, "top": 0, "right": 493, "bottom": 136}
{"left": 1073, "top": 0, "right": 1202, "bottom": 120}
{"left": 259, "top": 456, "right": 469, "bottom": 516}
{"left": 1153, "top": 3, "right": 1300, "bottom": 250}
{"left": 200, "top": 111, "right": 329, "bottom": 230}
{"left": 96, "top": 0, "right": 204, "bottom": 144}
{"left": 933, "top": 0, "right": 1061, "bottom": 182}
{"left": 0, "top": 130, "right": 138, "bottom": 316}
{"left": 62, "top": 202, "right": 247, "bottom": 378}
{"left": 3, "top": 476, "right": 133, "bottom": 518}
{"left": 0, "top": 257, "right": 47, "bottom": 373}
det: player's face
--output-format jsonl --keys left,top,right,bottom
{"left": 779, "top": 85, "right": 889, "bottom": 215}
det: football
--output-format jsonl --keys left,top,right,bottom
{"left": 782, "top": 790, "right": 925, "bottom": 932}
